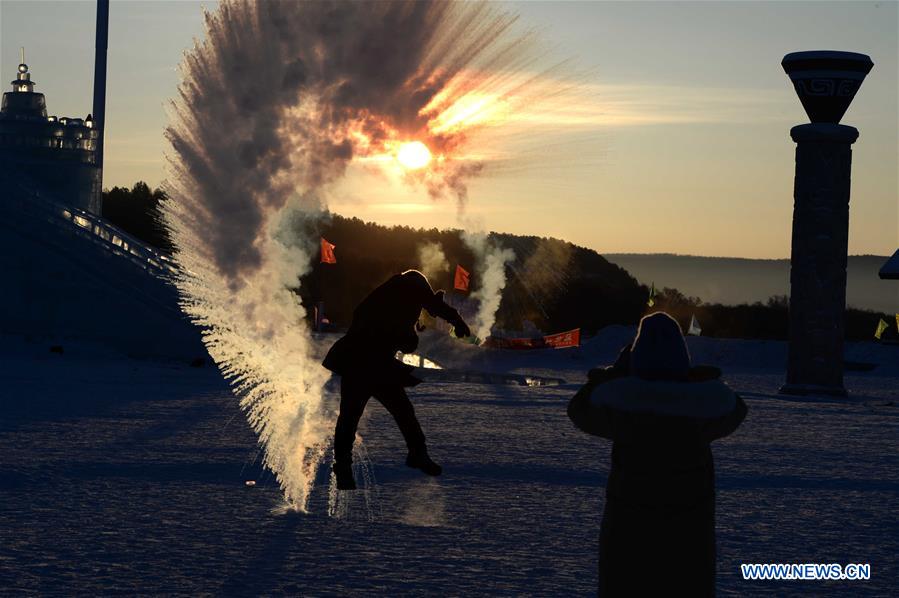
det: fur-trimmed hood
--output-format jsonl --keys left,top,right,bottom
{"left": 589, "top": 376, "right": 737, "bottom": 419}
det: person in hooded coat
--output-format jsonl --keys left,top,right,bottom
{"left": 567, "top": 312, "right": 747, "bottom": 597}
{"left": 323, "top": 269, "right": 471, "bottom": 490}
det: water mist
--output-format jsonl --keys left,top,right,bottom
{"left": 162, "top": 0, "right": 571, "bottom": 511}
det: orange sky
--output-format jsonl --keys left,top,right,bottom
{"left": 2, "top": 1, "right": 896, "bottom": 258}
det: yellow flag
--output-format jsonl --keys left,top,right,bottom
{"left": 874, "top": 318, "right": 889, "bottom": 340}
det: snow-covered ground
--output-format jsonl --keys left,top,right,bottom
{"left": 1, "top": 330, "right": 896, "bottom": 595}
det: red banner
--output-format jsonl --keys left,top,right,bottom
{"left": 321, "top": 238, "right": 337, "bottom": 264}
{"left": 486, "top": 328, "right": 580, "bottom": 350}
{"left": 454, "top": 264, "right": 470, "bottom": 292}
{"left": 543, "top": 329, "right": 581, "bottom": 348}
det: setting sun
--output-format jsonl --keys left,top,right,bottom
{"left": 396, "top": 141, "right": 432, "bottom": 170}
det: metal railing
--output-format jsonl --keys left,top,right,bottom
{"left": 0, "top": 169, "right": 179, "bottom": 281}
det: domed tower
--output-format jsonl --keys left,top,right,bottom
{"left": 3, "top": 58, "right": 46, "bottom": 116}
{"left": 0, "top": 50, "right": 102, "bottom": 214}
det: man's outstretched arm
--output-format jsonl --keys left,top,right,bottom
{"left": 424, "top": 291, "right": 471, "bottom": 338}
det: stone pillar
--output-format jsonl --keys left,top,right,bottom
{"left": 780, "top": 124, "right": 858, "bottom": 396}
{"left": 778, "top": 50, "right": 872, "bottom": 397}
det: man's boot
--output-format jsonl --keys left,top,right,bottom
{"left": 333, "top": 461, "right": 356, "bottom": 490}
{"left": 406, "top": 446, "right": 442, "bottom": 476}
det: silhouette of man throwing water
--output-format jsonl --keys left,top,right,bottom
{"left": 323, "top": 270, "right": 471, "bottom": 490}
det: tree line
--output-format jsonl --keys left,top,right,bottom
{"left": 102, "top": 182, "right": 893, "bottom": 341}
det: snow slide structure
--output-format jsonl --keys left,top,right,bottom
{"left": 0, "top": 171, "right": 205, "bottom": 359}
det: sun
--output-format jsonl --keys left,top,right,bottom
{"left": 396, "top": 141, "right": 432, "bottom": 170}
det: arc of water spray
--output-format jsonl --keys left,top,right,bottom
{"left": 162, "top": 0, "right": 576, "bottom": 511}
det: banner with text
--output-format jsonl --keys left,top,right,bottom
{"left": 486, "top": 328, "right": 580, "bottom": 350}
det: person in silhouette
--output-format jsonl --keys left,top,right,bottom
{"left": 567, "top": 312, "right": 747, "bottom": 597}
{"left": 323, "top": 269, "right": 471, "bottom": 490}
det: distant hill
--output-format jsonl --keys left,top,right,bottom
{"left": 102, "top": 183, "right": 894, "bottom": 340}
{"left": 302, "top": 215, "right": 648, "bottom": 334}
{"left": 99, "top": 184, "right": 647, "bottom": 334}
{"left": 606, "top": 254, "right": 898, "bottom": 314}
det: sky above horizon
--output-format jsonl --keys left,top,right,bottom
{"left": 1, "top": 0, "right": 896, "bottom": 259}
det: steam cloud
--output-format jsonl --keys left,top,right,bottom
{"left": 463, "top": 230, "right": 515, "bottom": 341}
{"left": 417, "top": 241, "right": 450, "bottom": 283}
{"left": 518, "top": 238, "right": 572, "bottom": 308}
{"left": 162, "top": 0, "right": 560, "bottom": 510}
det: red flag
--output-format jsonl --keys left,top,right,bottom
{"left": 454, "top": 265, "right": 470, "bottom": 292}
{"left": 320, "top": 238, "right": 336, "bottom": 264}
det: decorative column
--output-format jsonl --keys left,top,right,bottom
{"left": 780, "top": 51, "right": 873, "bottom": 397}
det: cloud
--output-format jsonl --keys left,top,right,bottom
{"left": 498, "top": 82, "right": 793, "bottom": 128}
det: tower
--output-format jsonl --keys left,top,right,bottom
{"left": 0, "top": 52, "right": 102, "bottom": 214}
